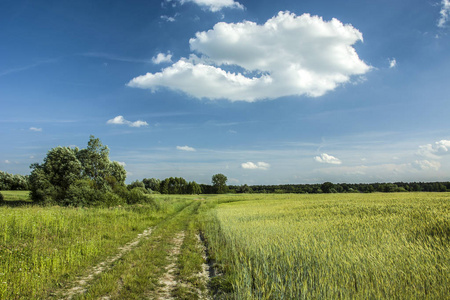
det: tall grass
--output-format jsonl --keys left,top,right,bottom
{"left": 202, "top": 193, "right": 450, "bottom": 299}
{"left": 0, "top": 197, "right": 190, "bottom": 299}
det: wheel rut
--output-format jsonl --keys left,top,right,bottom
{"left": 60, "top": 227, "right": 153, "bottom": 300}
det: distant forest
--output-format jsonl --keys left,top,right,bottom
{"left": 1, "top": 170, "right": 449, "bottom": 194}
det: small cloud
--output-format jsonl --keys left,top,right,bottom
{"left": 314, "top": 153, "right": 342, "bottom": 165}
{"left": 417, "top": 139, "right": 450, "bottom": 159}
{"left": 438, "top": 0, "right": 450, "bottom": 28}
{"left": 30, "top": 127, "right": 42, "bottom": 132}
{"left": 4, "top": 160, "right": 10, "bottom": 164}
{"left": 241, "top": 161, "right": 270, "bottom": 170}
{"left": 227, "top": 129, "right": 237, "bottom": 134}
{"left": 388, "top": 58, "right": 397, "bottom": 68}
{"left": 152, "top": 52, "right": 173, "bottom": 64}
{"left": 30, "top": 155, "right": 35, "bottom": 159}
{"left": 177, "top": 145, "right": 196, "bottom": 151}
{"left": 106, "top": 116, "right": 149, "bottom": 128}
{"left": 179, "top": 0, "right": 244, "bottom": 12}
{"left": 228, "top": 178, "right": 240, "bottom": 184}
{"left": 161, "top": 15, "right": 176, "bottom": 22}
{"left": 116, "top": 161, "right": 126, "bottom": 167}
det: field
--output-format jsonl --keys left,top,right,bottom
{"left": 202, "top": 193, "right": 450, "bottom": 299}
{"left": 0, "top": 190, "right": 31, "bottom": 202}
{"left": 1, "top": 192, "right": 449, "bottom": 299}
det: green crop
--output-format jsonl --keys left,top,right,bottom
{"left": 201, "top": 193, "right": 450, "bottom": 299}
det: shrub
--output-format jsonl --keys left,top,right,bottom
{"left": 0, "top": 192, "right": 4, "bottom": 203}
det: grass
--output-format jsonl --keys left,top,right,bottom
{"left": 0, "top": 190, "right": 31, "bottom": 202}
{"left": 2, "top": 192, "right": 449, "bottom": 299}
{"left": 201, "top": 193, "right": 450, "bottom": 299}
{"left": 0, "top": 196, "right": 192, "bottom": 299}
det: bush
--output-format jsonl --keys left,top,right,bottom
{"left": 0, "top": 192, "right": 4, "bottom": 203}
{"left": 126, "top": 187, "right": 158, "bottom": 207}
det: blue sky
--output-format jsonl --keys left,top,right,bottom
{"left": 1, "top": 0, "right": 450, "bottom": 185}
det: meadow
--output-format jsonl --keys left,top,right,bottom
{"left": 0, "top": 192, "right": 449, "bottom": 299}
{"left": 0, "top": 194, "right": 207, "bottom": 299}
{"left": 201, "top": 193, "right": 450, "bottom": 299}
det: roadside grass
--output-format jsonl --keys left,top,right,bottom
{"left": 201, "top": 193, "right": 450, "bottom": 299}
{"left": 0, "top": 197, "right": 191, "bottom": 299}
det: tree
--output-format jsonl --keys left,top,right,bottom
{"left": 29, "top": 136, "right": 127, "bottom": 206}
{"left": 212, "top": 173, "right": 228, "bottom": 194}
{"left": 142, "top": 178, "right": 161, "bottom": 192}
{"left": 76, "top": 135, "right": 111, "bottom": 189}
{"left": 187, "top": 181, "right": 202, "bottom": 194}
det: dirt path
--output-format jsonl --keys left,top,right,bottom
{"left": 154, "top": 231, "right": 186, "bottom": 300}
{"left": 196, "top": 233, "right": 212, "bottom": 300}
{"left": 61, "top": 227, "right": 153, "bottom": 300}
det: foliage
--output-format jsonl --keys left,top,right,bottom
{"left": 0, "top": 170, "right": 29, "bottom": 190}
{"left": 212, "top": 173, "right": 228, "bottom": 194}
{"left": 201, "top": 193, "right": 450, "bottom": 299}
{"left": 29, "top": 136, "right": 129, "bottom": 206}
{"left": 228, "top": 181, "right": 450, "bottom": 194}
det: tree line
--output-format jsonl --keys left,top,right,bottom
{"left": 228, "top": 181, "right": 450, "bottom": 194}
{"left": 1, "top": 136, "right": 450, "bottom": 207}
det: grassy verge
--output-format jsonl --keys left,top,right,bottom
{"left": 201, "top": 193, "right": 450, "bottom": 299}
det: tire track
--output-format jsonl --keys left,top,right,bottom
{"left": 60, "top": 227, "right": 153, "bottom": 300}
{"left": 154, "top": 231, "right": 186, "bottom": 300}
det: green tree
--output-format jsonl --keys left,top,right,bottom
{"left": 212, "top": 173, "right": 228, "bottom": 194}
{"left": 29, "top": 147, "right": 82, "bottom": 203}
{"left": 76, "top": 135, "right": 110, "bottom": 189}
{"left": 187, "top": 181, "right": 202, "bottom": 194}
{"left": 29, "top": 136, "right": 127, "bottom": 206}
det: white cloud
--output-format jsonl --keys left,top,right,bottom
{"left": 241, "top": 161, "right": 270, "bottom": 170}
{"left": 161, "top": 15, "right": 176, "bottom": 22}
{"left": 438, "top": 0, "right": 450, "bottom": 28}
{"left": 179, "top": 0, "right": 244, "bottom": 12}
{"left": 389, "top": 58, "right": 397, "bottom": 68}
{"left": 177, "top": 145, "right": 196, "bottom": 151}
{"left": 417, "top": 139, "right": 450, "bottom": 159}
{"left": 116, "top": 161, "right": 127, "bottom": 167}
{"left": 128, "top": 11, "right": 371, "bottom": 102}
{"left": 414, "top": 160, "right": 441, "bottom": 171}
{"left": 4, "top": 160, "right": 10, "bottom": 164}
{"left": 29, "top": 127, "right": 42, "bottom": 132}
{"left": 152, "top": 52, "right": 173, "bottom": 64}
{"left": 106, "top": 116, "right": 149, "bottom": 128}
{"left": 314, "top": 153, "right": 342, "bottom": 165}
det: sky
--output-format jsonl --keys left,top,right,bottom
{"left": 1, "top": 0, "right": 450, "bottom": 185}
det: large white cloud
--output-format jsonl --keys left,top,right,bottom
{"left": 314, "top": 153, "right": 342, "bottom": 165}
{"left": 438, "top": 0, "right": 450, "bottom": 28}
{"left": 106, "top": 116, "right": 149, "bottom": 128}
{"left": 128, "top": 11, "right": 371, "bottom": 102}
{"left": 241, "top": 161, "right": 270, "bottom": 170}
{"left": 178, "top": 0, "right": 244, "bottom": 12}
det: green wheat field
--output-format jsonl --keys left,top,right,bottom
{"left": 1, "top": 192, "right": 449, "bottom": 299}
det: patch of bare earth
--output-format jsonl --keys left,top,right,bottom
{"left": 154, "top": 232, "right": 186, "bottom": 300}
{"left": 196, "top": 233, "right": 212, "bottom": 300}
{"left": 60, "top": 227, "right": 153, "bottom": 300}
